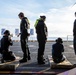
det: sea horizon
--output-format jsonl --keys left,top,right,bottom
{"left": 0, "top": 36, "right": 73, "bottom": 41}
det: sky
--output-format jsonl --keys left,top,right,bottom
{"left": 0, "top": 0, "right": 76, "bottom": 37}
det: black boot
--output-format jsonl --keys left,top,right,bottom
{"left": 1, "top": 58, "right": 4, "bottom": 63}
{"left": 38, "top": 60, "right": 45, "bottom": 65}
{"left": 37, "top": 58, "right": 45, "bottom": 65}
{"left": 28, "top": 55, "right": 31, "bottom": 60}
{"left": 19, "top": 58, "right": 27, "bottom": 63}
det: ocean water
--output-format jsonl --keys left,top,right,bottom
{"left": 0, "top": 36, "right": 73, "bottom": 41}
{"left": 29, "top": 37, "right": 73, "bottom": 41}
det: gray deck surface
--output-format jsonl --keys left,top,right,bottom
{"left": 0, "top": 41, "right": 76, "bottom": 75}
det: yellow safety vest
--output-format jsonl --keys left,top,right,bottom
{"left": 34, "top": 18, "right": 41, "bottom": 28}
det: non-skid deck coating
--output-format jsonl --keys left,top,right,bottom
{"left": 0, "top": 41, "right": 75, "bottom": 75}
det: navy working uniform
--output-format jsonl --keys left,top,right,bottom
{"left": 52, "top": 38, "right": 65, "bottom": 63}
{"left": 1, "top": 36, "right": 13, "bottom": 52}
{"left": 35, "top": 16, "right": 48, "bottom": 64}
{"left": 73, "top": 12, "right": 76, "bottom": 54}
{"left": 20, "top": 17, "right": 30, "bottom": 62}
{"left": 1, "top": 30, "right": 15, "bottom": 62}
